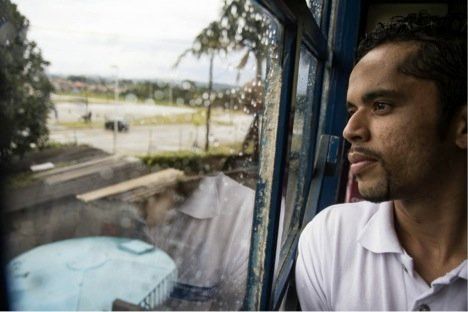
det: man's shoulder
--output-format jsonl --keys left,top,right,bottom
{"left": 301, "top": 201, "right": 385, "bottom": 242}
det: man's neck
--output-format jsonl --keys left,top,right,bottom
{"left": 393, "top": 180, "right": 467, "bottom": 284}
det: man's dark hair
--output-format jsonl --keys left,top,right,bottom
{"left": 357, "top": 12, "right": 467, "bottom": 135}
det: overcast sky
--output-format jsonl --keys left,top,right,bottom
{"left": 12, "top": 0, "right": 256, "bottom": 84}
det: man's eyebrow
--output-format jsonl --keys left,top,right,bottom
{"left": 345, "top": 89, "right": 404, "bottom": 109}
{"left": 362, "top": 89, "right": 403, "bottom": 102}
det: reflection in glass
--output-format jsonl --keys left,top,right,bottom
{"left": 3, "top": 0, "right": 283, "bottom": 310}
{"left": 307, "top": 0, "right": 324, "bottom": 27}
{"left": 279, "top": 46, "right": 318, "bottom": 264}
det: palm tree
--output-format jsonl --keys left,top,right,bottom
{"left": 219, "top": 0, "right": 269, "bottom": 82}
{"left": 174, "top": 22, "right": 228, "bottom": 152}
{"left": 175, "top": 0, "right": 272, "bottom": 153}
{"left": 218, "top": 0, "right": 271, "bottom": 155}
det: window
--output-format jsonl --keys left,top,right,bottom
{"left": 245, "top": 0, "right": 362, "bottom": 310}
{"left": 2, "top": 0, "right": 366, "bottom": 310}
{"left": 308, "top": 0, "right": 324, "bottom": 26}
{"left": 3, "top": 0, "right": 283, "bottom": 310}
{"left": 279, "top": 45, "right": 318, "bottom": 264}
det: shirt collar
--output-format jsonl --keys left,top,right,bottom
{"left": 357, "top": 201, "right": 403, "bottom": 254}
{"left": 452, "top": 260, "right": 467, "bottom": 280}
{"left": 177, "top": 174, "right": 222, "bottom": 219}
{"left": 431, "top": 260, "right": 468, "bottom": 286}
{"left": 357, "top": 201, "right": 468, "bottom": 281}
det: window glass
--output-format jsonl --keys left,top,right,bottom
{"left": 307, "top": 0, "right": 324, "bottom": 27}
{"left": 278, "top": 45, "right": 317, "bottom": 266}
{"left": 2, "top": 0, "right": 282, "bottom": 310}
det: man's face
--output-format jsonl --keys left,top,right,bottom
{"left": 344, "top": 42, "right": 453, "bottom": 202}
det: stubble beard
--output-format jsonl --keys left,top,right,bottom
{"left": 358, "top": 162, "right": 393, "bottom": 203}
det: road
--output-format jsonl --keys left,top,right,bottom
{"left": 49, "top": 102, "right": 254, "bottom": 155}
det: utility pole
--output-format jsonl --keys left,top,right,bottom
{"left": 112, "top": 65, "right": 119, "bottom": 154}
{"left": 205, "top": 53, "right": 214, "bottom": 152}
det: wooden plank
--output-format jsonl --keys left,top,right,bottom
{"left": 34, "top": 155, "right": 120, "bottom": 178}
{"left": 77, "top": 169, "right": 185, "bottom": 203}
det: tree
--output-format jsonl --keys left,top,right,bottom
{"left": 175, "top": 0, "right": 273, "bottom": 153}
{"left": 219, "top": 0, "right": 270, "bottom": 82}
{"left": 174, "top": 22, "right": 228, "bottom": 152}
{"left": 218, "top": 0, "right": 271, "bottom": 155}
{"left": 0, "top": 0, "right": 53, "bottom": 162}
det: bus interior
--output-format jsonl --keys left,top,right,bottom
{"left": 0, "top": 0, "right": 465, "bottom": 310}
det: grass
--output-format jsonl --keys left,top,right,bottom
{"left": 53, "top": 106, "right": 244, "bottom": 129}
{"left": 54, "top": 114, "right": 204, "bottom": 129}
{"left": 132, "top": 109, "right": 206, "bottom": 126}
{"left": 52, "top": 93, "right": 113, "bottom": 104}
{"left": 56, "top": 121, "right": 102, "bottom": 129}
{"left": 7, "top": 172, "right": 37, "bottom": 188}
{"left": 53, "top": 93, "right": 178, "bottom": 106}
{"left": 130, "top": 109, "right": 243, "bottom": 127}
{"left": 39, "top": 141, "right": 78, "bottom": 149}
{"left": 140, "top": 142, "right": 252, "bottom": 174}
{"left": 142, "top": 142, "right": 245, "bottom": 160}
{"left": 6, "top": 141, "right": 81, "bottom": 189}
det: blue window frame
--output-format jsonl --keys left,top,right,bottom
{"left": 244, "top": 0, "right": 362, "bottom": 309}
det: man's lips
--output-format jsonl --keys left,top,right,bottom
{"left": 348, "top": 152, "right": 378, "bottom": 175}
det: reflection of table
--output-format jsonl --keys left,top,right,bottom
{"left": 7, "top": 237, "right": 177, "bottom": 311}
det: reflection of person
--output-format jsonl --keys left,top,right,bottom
{"left": 141, "top": 172, "right": 255, "bottom": 310}
{"left": 296, "top": 13, "right": 466, "bottom": 310}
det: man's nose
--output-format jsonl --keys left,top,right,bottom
{"left": 342, "top": 110, "right": 370, "bottom": 143}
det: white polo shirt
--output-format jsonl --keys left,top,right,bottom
{"left": 296, "top": 201, "right": 467, "bottom": 311}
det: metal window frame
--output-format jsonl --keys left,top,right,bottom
{"left": 244, "top": 0, "right": 362, "bottom": 310}
{"left": 244, "top": 0, "right": 328, "bottom": 310}
{"left": 272, "top": 46, "right": 324, "bottom": 310}
{"left": 316, "top": 0, "right": 362, "bottom": 214}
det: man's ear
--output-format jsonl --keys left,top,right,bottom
{"left": 454, "top": 105, "right": 467, "bottom": 149}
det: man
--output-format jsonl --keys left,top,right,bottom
{"left": 296, "top": 13, "right": 466, "bottom": 310}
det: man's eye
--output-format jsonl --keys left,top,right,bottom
{"left": 347, "top": 109, "right": 355, "bottom": 117}
{"left": 373, "top": 102, "right": 391, "bottom": 114}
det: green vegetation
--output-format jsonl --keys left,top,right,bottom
{"left": 54, "top": 114, "right": 202, "bottom": 129}
{"left": 132, "top": 108, "right": 240, "bottom": 126}
{"left": 53, "top": 107, "right": 243, "bottom": 129}
{"left": 174, "top": 0, "right": 270, "bottom": 152}
{"left": 39, "top": 141, "right": 77, "bottom": 150}
{"left": 0, "top": 0, "right": 53, "bottom": 161}
{"left": 52, "top": 92, "right": 177, "bottom": 106}
{"left": 56, "top": 121, "right": 101, "bottom": 129}
{"left": 52, "top": 93, "right": 113, "bottom": 104}
{"left": 133, "top": 109, "right": 206, "bottom": 126}
{"left": 7, "top": 171, "right": 37, "bottom": 188}
{"left": 140, "top": 142, "right": 253, "bottom": 175}
{"left": 7, "top": 142, "right": 83, "bottom": 188}
{"left": 50, "top": 74, "right": 237, "bottom": 110}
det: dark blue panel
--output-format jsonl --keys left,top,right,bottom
{"left": 318, "top": 0, "right": 361, "bottom": 213}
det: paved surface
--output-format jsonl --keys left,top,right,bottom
{"left": 49, "top": 101, "right": 253, "bottom": 155}
{"left": 49, "top": 120, "right": 252, "bottom": 155}
{"left": 49, "top": 102, "right": 254, "bottom": 155}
